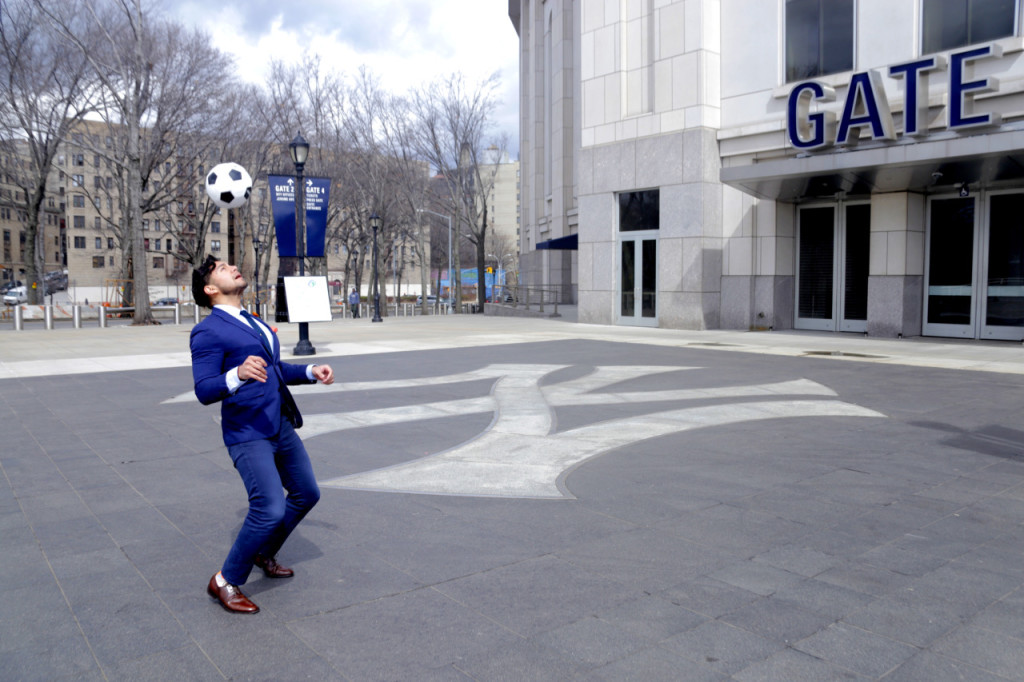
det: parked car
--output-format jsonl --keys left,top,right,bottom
{"left": 3, "top": 285, "right": 27, "bottom": 305}
{"left": 0, "top": 280, "right": 22, "bottom": 294}
{"left": 416, "top": 295, "right": 452, "bottom": 307}
{"left": 44, "top": 270, "right": 67, "bottom": 291}
{"left": 152, "top": 297, "right": 178, "bottom": 306}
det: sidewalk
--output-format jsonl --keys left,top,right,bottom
{"left": 2, "top": 314, "right": 1024, "bottom": 680}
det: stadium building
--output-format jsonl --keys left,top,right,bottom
{"left": 510, "top": 0, "right": 1024, "bottom": 340}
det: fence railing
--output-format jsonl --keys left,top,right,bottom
{"left": 489, "top": 284, "right": 563, "bottom": 317}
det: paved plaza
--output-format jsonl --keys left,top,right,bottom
{"left": 3, "top": 313, "right": 1024, "bottom": 680}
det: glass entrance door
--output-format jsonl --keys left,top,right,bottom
{"left": 795, "top": 203, "right": 869, "bottom": 332}
{"left": 982, "top": 193, "right": 1024, "bottom": 340}
{"left": 619, "top": 236, "right": 657, "bottom": 325}
{"left": 924, "top": 197, "right": 976, "bottom": 337}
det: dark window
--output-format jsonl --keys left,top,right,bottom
{"left": 153, "top": 256, "right": 164, "bottom": 268}
{"left": 922, "top": 0, "right": 1016, "bottom": 54}
{"left": 74, "top": 236, "right": 85, "bottom": 248}
{"left": 618, "top": 190, "right": 659, "bottom": 232}
{"left": 785, "top": 0, "right": 855, "bottom": 82}
{"left": 92, "top": 256, "right": 104, "bottom": 268}
{"left": 95, "top": 237, "right": 102, "bottom": 249}
{"left": 73, "top": 215, "right": 84, "bottom": 228}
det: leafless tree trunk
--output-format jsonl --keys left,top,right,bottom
{"left": 410, "top": 72, "right": 501, "bottom": 312}
{"left": 0, "top": 1, "right": 97, "bottom": 303}
{"left": 40, "top": 0, "right": 237, "bottom": 323}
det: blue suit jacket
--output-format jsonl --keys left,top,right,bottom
{"left": 190, "top": 308, "right": 314, "bottom": 446}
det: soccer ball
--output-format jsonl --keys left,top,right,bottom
{"left": 205, "top": 162, "right": 252, "bottom": 210}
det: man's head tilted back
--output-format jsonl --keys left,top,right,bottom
{"left": 192, "top": 254, "right": 218, "bottom": 309}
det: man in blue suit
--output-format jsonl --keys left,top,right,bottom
{"left": 190, "top": 255, "right": 334, "bottom": 614}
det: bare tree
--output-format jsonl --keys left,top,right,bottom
{"left": 40, "top": 0, "right": 237, "bottom": 323}
{"left": 0, "top": 0, "right": 97, "bottom": 303}
{"left": 410, "top": 72, "right": 501, "bottom": 310}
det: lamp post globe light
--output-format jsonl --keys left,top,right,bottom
{"left": 289, "top": 132, "right": 315, "bottom": 355}
{"left": 370, "top": 212, "right": 383, "bottom": 323}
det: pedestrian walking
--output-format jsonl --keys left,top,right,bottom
{"left": 348, "top": 287, "right": 360, "bottom": 318}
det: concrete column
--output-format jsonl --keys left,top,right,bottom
{"left": 867, "top": 192, "right": 925, "bottom": 337}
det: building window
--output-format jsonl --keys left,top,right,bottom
{"left": 144, "top": 238, "right": 150, "bottom": 250}
{"left": 107, "top": 238, "right": 114, "bottom": 249}
{"left": 74, "top": 236, "right": 85, "bottom": 248}
{"left": 785, "top": 0, "right": 855, "bottom": 82}
{"left": 72, "top": 194, "right": 85, "bottom": 208}
{"left": 922, "top": 0, "right": 1017, "bottom": 54}
{"left": 95, "top": 237, "right": 102, "bottom": 249}
{"left": 73, "top": 215, "right": 85, "bottom": 228}
{"left": 94, "top": 176, "right": 102, "bottom": 189}
{"left": 211, "top": 239, "right": 221, "bottom": 251}
{"left": 154, "top": 239, "right": 161, "bottom": 251}
{"left": 94, "top": 217, "right": 101, "bottom": 229}
{"left": 166, "top": 239, "right": 172, "bottom": 251}
{"left": 153, "top": 256, "right": 164, "bottom": 269}
{"left": 211, "top": 221, "right": 220, "bottom": 233}
{"left": 142, "top": 219, "right": 149, "bottom": 231}
{"left": 73, "top": 154, "right": 84, "bottom": 166}
{"left": 71, "top": 174, "right": 84, "bottom": 187}
{"left": 618, "top": 190, "right": 660, "bottom": 232}
{"left": 92, "top": 256, "right": 104, "bottom": 268}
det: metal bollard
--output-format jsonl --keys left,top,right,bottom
{"left": 173, "top": 303, "right": 181, "bottom": 325}
{"left": 73, "top": 305, "right": 82, "bottom": 328}
{"left": 193, "top": 304, "right": 200, "bottom": 324}
{"left": 14, "top": 304, "right": 23, "bottom": 330}
{"left": 98, "top": 307, "right": 107, "bottom": 328}
{"left": 44, "top": 305, "right": 54, "bottom": 330}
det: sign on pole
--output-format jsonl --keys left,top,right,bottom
{"left": 268, "top": 175, "right": 331, "bottom": 258}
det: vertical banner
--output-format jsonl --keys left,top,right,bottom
{"left": 303, "top": 177, "right": 330, "bottom": 258}
{"left": 268, "top": 174, "right": 331, "bottom": 259}
{"left": 268, "top": 174, "right": 297, "bottom": 258}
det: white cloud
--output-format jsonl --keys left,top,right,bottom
{"left": 165, "top": 0, "right": 520, "bottom": 155}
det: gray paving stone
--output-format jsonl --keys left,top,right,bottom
{"left": 842, "top": 592, "right": 971, "bottom": 648}
{"left": 931, "top": 623, "right": 1024, "bottom": 680}
{"left": 592, "top": 593, "right": 708, "bottom": 642}
{"left": 707, "top": 561, "right": 806, "bottom": 597}
{"left": 793, "top": 622, "right": 918, "bottom": 678}
{"left": 658, "top": 620, "right": 784, "bottom": 677}
{"left": 882, "top": 651, "right": 1011, "bottom": 682}
{"left": 585, "top": 646, "right": 730, "bottom": 681}
{"left": 719, "top": 595, "right": 835, "bottom": 644}
{"left": 768, "top": 578, "right": 876, "bottom": 621}
{"left": 453, "top": 637, "right": 589, "bottom": 681}
{"left": 659, "top": 576, "right": 763, "bottom": 618}
{"left": 538, "top": 615, "right": 652, "bottom": 669}
{"left": 286, "top": 586, "right": 521, "bottom": 680}
{"left": 732, "top": 647, "right": 868, "bottom": 681}
{"left": 752, "top": 544, "right": 842, "bottom": 577}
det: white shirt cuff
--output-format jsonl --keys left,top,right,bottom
{"left": 306, "top": 365, "right": 316, "bottom": 381}
{"left": 225, "top": 367, "right": 242, "bottom": 394}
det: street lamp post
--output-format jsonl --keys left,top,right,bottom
{"left": 416, "top": 208, "right": 452, "bottom": 306}
{"left": 370, "top": 212, "right": 383, "bottom": 322}
{"left": 289, "top": 132, "right": 315, "bottom": 355}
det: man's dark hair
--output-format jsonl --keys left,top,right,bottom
{"left": 191, "top": 255, "right": 218, "bottom": 309}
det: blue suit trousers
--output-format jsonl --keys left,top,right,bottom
{"left": 221, "top": 421, "right": 320, "bottom": 585}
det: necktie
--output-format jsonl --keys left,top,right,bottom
{"left": 240, "top": 310, "right": 273, "bottom": 357}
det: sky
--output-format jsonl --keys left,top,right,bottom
{"left": 165, "top": 0, "right": 521, "bottom": 157}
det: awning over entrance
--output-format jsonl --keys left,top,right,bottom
{"left": 720, "top": 129, "right": 1024, "bottom": 201}
{"left": 536, "top": 234, "right": 578, "bottom": 250}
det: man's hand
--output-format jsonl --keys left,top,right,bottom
{"left": 312, "top": 364, "right": 334, "bottom": 385}
{"left": 237, "top": 355, "right": 268, "bottom": 383}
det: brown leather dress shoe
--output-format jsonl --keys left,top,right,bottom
{"left": 207, "top": 574, "right": 259, "bottom": 614}
{"left": 254, "top": 554, "right": 294, "bottom": 579}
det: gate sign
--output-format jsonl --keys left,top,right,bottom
{"left": 787, "top": 43, "right": 1002, "bottom": 150}
{"left": 269, "top": 175, "right": 331, "bottom": 258}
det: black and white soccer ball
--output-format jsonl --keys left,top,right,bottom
{"left": 205, "top": 162, "right": 252, "bottom": 210}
